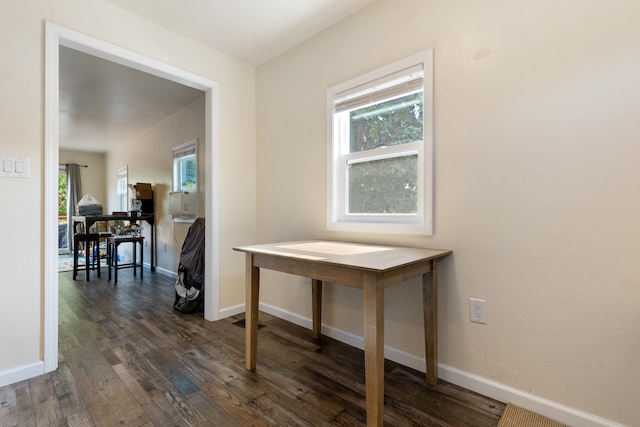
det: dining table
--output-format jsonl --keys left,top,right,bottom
{"left": 72, "top": 212, "right": 155, "bottom": 281}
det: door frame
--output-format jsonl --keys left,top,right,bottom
{"left": 44, "top": 22, "right": 221, "bottom": 372}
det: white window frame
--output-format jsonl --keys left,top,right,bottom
{"left": 116, "top": 166, "right": 128, "bottom": 212}
{"left": 327, "top": 49, "right": 434, "bottom": 235}
{"left": 173, "top": 139, "right": 198, "bottom": 192}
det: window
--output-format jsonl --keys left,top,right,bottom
{"left": 173, "top": 139, "right": 198, "bottom": 192}
{"left": 116, "top": 166, "right": 128, "bottom": 212}
{"left": 58, "top": 165, "right": 68, "bottom": 253}
{"left": 327, "top": 49, "right": 434, "bottom": 234}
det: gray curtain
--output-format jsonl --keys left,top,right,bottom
{"left": 66, "top": 163, "right": 83, "bottom": 252}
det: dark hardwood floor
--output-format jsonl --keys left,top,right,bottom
{"left": 0, "top": 266, "right": 505, "bottom": 426}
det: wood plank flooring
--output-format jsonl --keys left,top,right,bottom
{"left": 0, "top": 267, "right": 505, "bottom": 426}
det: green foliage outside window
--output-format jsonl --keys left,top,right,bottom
{"left": 350, "top": 92, "right": 423, "bottom": 152}
{"left": 349, "top": 155, "right": 418, "bottom": 213}
{"left": 347, "top": 92, "right": 423, "bottom": 214}
{"left": 181, "top": 157, "right": 197, "bottom": 190}
{"left": 58, "top": 174, "right": 67, "bottom": 217}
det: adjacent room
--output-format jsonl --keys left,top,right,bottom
{"left": 0, "top": 0, "right": 638, "bottom": 426}
{"left": 56, "top": 45, "right": 206, "bottom": 285}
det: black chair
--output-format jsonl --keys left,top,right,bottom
{"left": 72, "top": 219, "right": 112, "bottom": 280}
{"left": 72, "top": 232, "right": 101, "bottom": 280}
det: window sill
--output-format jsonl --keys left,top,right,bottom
{"left": 172, "top": 217, "right": 197, "bottom": 224}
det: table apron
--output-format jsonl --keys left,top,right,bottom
{"left": 251, "top": 253, "right": 434, "bottom": 289}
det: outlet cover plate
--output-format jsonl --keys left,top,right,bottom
{"left": 469, "top": 298, "right": 487, "bottom": 324}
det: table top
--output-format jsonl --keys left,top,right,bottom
{"left": 233, "top": 240, "right": 451, "bottom": 272}
{"left": 109, "top": 235, "right": 144, "bottom": 241}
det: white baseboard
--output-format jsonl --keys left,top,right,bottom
{"left": 150, "top": 264, "right": 177, "bottom": 279}
{"left": 0, "top": 362, "right": 44, "bottom": 388}
{"left": 219, "top": 303, "right": 245, "bottom": 319}
{"left": 257, "top": 302, "right": 624, "bottom": 427}
{"left": 437, "top": 365, "right": 626, "bottom": 427}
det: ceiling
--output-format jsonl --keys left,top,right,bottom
{"left": 104, "top": 0, "right": 376, "bottom": 66}
{"left": 59, "top": 0, "right": 376, "bottom": 153}
{"left": 59, "top": 46, "right": 205, "bottom": 152}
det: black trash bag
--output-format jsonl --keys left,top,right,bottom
{"left": 173, "top": 218, "right": 205, "bottom": 314}
{"left": 174, "top": 270, "right": 204, "bottom": 313}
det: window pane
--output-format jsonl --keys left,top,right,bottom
{"left": 116, "top": 177, "right": 127, "bottom": 211}
{"left": 350, "top": 92, "right": 423, "bottom": 153}
{"left": 180, "top": 156, "right": 197, "bottom": 190}
{"left": 58, "top": 172, "right": 67, "bottom": 216}
{"left": 348, "top": 154, "right": 418, "bottom": 214}
{"left": 58, "top": 172, "right": 68, "bottom": 250}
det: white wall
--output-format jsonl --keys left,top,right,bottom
{"left": 59, "top": 149, "right": 106, "bottom": 207}
{"left": 0, "top": 0, "right": 255, "bottom": 384}
{"left": 255, "top": 0, "right": 640, "bottom": 425}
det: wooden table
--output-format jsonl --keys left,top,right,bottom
{"left": 233, "top": 240, "right": 451, "bottom": 426}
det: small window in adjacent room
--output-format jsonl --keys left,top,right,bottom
{"left": 173, "top": 139, "right": 198, "bottom": 192}
{"left": 116, "top": 166, "right": 128, "bottom": 212}
{"left": 327, "top": 49, "right": 434, "bottom": 235}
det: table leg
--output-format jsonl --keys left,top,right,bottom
{"left": 73, "top": 238, "right": 79, "bottom": 280}
{"left": 114, "top": 243, "right": 119, "bottom": 284}
{"left": 363, "top": 272, "right": 384, "bottom": 427}
{"left": 140, "top": 239, "right": 144, "bottom": 279}
{"left": 245, "top": 253, "right": 260, "bottom": 371}
{"left": 85, "top": 234, "right": 90, "bottom": 281}
{"left": 107, "top": 240, "right": 112, "bottom": 281}
{"left": 150, "top": 224, "right": 155, "bottom": 271}
{"left": 133, "top": 240, "right": 137, "bottom": 276}
{"left": 423, "top": 260, "right": 439, "bottom": 386}
{"left": 311, "top": 279, "right": 322, "bottom": 339}
{"left": 95, "top": 240, "right": 101, "bottom": 278}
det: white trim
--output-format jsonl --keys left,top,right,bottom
{"left": 438, "top": 365, "right": 626, "bottom": 427}
{"left": 44, "top": 22, "right": 222, "bottom": 379}
{"left": 172, "top": 139, "right": 198, "bottom": 157}
{"left": 219, "top": 303, "right": 246, "bottom": 319}
{"left": 257, "top": 302, "right": 625, "bottom": 427}
{"left": 0, "top": 362, "right": 45, "bottom": 388}
{"left": 173, "top": 217, "right": 197, "bottom": 224}
{"left": 44, "top": 23, "right": 60, "bottom": 373}
{"left": 204, "top": 86, "right": 221, "bottom": 321}
{"left": 149, "top": 264, "right": 177, "bottom": 279}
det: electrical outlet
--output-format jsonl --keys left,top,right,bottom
{"left": 469, "top": 298, "right": 487, "bottom": 324}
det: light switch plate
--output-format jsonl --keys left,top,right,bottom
{"left": 0, "top": 156, "right": 30, "bottom": 178}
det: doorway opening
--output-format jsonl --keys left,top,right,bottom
{"left": 44, "top": 22, "right": 221, "bottom": 374}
